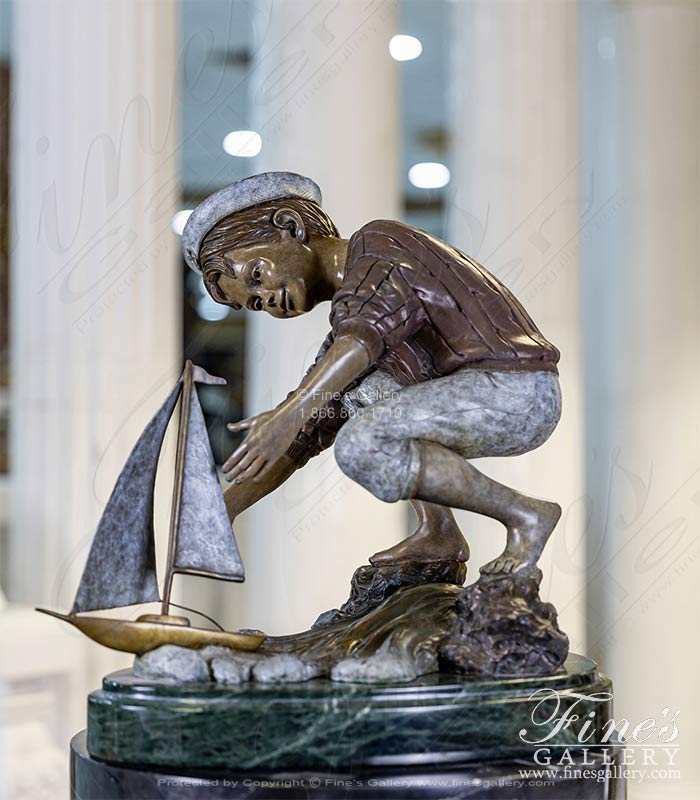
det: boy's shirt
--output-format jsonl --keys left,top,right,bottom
{"left": 285, "top": 219, "right": 559, "bottom": 467}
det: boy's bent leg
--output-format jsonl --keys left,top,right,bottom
{"left": 409, "top": 441, "right": 561, "bottom": 574}
{"left": 335, "top": 368, "right": 561, "bottom": 572}
{"left": 341, "top": 370, "right": 469, "bottom": 565}
{"left": 369, "top": 501, "right": 469, "bottom": 565}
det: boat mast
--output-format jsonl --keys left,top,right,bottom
{"left": 161, "top": 360, "right": 194, "bottom": 616}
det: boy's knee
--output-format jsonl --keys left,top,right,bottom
{"left": 334, "top": 419, "right": 384, "bottom": 495}
{"left": 334, "top": 419, "right": 409, "bottom": 503}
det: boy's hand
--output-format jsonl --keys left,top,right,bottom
{"left": 223, "top": 409, "right": 298, "bottom": 484}
{"left": 223, "top": 335, "right": 372, "bottom": 487}
{"left": 223, "top": 453, "right": 297, "bottom": 521}
{"left": 226, "top": 410, "right": 273, "bottom": 439}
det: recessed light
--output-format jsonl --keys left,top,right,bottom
{"left": 196, "top": 294, "right": 231, "bottom": 322}
{"left": 408, "top": 162, "right": 450, "bottom": 189}
{"left": 171, "top": 209, "right": 192, "bottom": 236}
{"left": 222, "top": 130, "right": 262, "bottom": 157}
{"left": 597, "top": 37, "right": 616, "bottom": 60}
{"left": 389, "top": 35, "right": 423, "bottom": 62}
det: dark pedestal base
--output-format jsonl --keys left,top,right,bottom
{"left": 87, "top": 654, "right": 611, "bottom": 770}
{"left": 73, "top": 654, "right": 625, "bottom": 798}
{"left": 71, "top": 731, "right": 626, "bottom": 799}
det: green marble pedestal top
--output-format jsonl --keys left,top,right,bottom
{"left": 87, "top": 654, "right": 612, "bottom": 772}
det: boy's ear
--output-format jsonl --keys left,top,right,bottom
{"left": 272, "top": 208, "right": 307, "bottom": 242}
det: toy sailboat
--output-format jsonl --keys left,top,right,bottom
{"left": 37, "top": 361, "right": 265, "bottom": 655}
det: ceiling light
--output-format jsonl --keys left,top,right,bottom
{"left": 222, "top": 130, "right": 262, "bottom": 157}
{"left": 408, "top": 162, "right": 450, "bottom": 189}
{"left": 389, "top": 35, "right": 423, "bottom": 62}
{"left": 171, "top": 209, "right": 192, "bottom": 236}
{"left": 196, "top": 295, "right": 230, "bottom": 322}
{"left": 597, "top": 37, "right": 616, "bottom": 60}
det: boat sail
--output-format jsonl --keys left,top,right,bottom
{"left": 37, "top": 361, "right": 265, "bottom": 655}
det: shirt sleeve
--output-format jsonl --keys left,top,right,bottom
{"left": 329, "top": 255, "right": 427, "bottom": 362}
{"left": 283, "top": 332, "right": 350, "bottom": 468}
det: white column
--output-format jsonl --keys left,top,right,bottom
{"left": 9, "top": 0, "right": 180, "bottom": 688}
{"left": 581, "top": 3, "right": 700, "bottom": 798}
{"left": 233, "top": 0, "right": 404, "bottom": 634}
{"left": 448, "top": 1, "right": 587, "bottom": 648}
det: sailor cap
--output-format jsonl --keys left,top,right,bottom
{"left": 181, "top": 171, "right": 322, "bottom": 273}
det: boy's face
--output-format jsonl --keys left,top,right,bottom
{"left": 204, "top": 238, "right": 319, "bottom": 318}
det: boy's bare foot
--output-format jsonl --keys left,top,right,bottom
{"left": 370, "top": 517, "right": 469, "bottom": 565}
{"left": 480, "top": 500, "right": 561, "bottom": 576}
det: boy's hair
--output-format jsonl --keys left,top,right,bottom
{"left": 198, "top": 198, "right": 339, "bottom": 278}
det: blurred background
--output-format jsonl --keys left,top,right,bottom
{"left": 0, "top": 1, "right": 697, "bottom": 798}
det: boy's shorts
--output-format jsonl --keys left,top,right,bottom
{"left": 334, "top": 368, "right": 561, "bottom": 502}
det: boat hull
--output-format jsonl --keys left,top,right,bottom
{"left": 36, "top": 609, "right": 265, "bottom": 655}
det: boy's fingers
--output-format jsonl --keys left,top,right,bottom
{"left": 227, "top": 450, "right": 257, "bottom": 481}
{"left": 234, "top": 456, "right": 266, "bottom": 485}
{"left": 249, "top": 458, "right": 269, "bottom": 483}
{"left": 227, "top": 419, "right": 254, "bottom": 432}
{"left": 222, "top": 445, "right": 247, "bottom": 474}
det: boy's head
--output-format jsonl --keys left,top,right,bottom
{"left": 182, "top": 173, "right": 339, "bottom": 318}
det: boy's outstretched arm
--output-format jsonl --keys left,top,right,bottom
{"left": 223, "top": 335, "right": 372, "bottom": 487}
{"left": 223, "top": 453, "right": 297, "bottom": 521}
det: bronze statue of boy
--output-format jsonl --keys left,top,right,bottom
{"left": 182, "top": 172, "right": 562, "bottom": 575}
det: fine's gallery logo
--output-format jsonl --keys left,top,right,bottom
{"left": 517, "top": 688, "right": 681, "bottom": 777}
{"left": 519, "top": 688, "right": 679, "bottom": 746}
